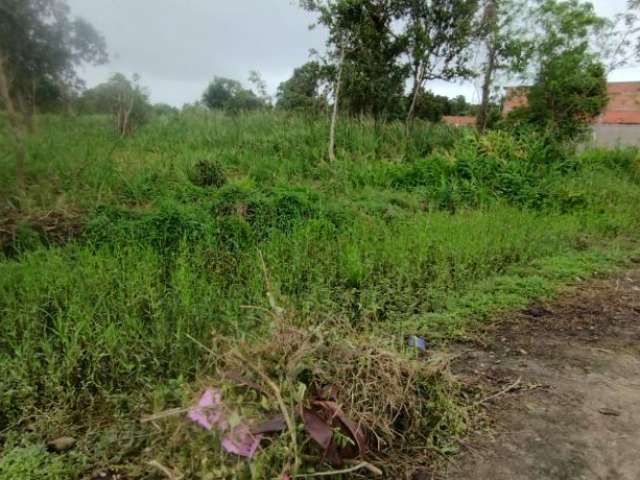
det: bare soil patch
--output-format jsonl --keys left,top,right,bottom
{"left": 446, "top": 267, "right": 640, "bottom": 480}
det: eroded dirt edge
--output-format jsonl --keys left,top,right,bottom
{"left": 444, "top": 268, "right": 640, "bottom": 480}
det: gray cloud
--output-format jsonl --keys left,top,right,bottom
{"left": 68, "top": 0, "right": 638, "bottom": 106}
{"left": 68, "top": 0, "right": 328, "bottom": 105}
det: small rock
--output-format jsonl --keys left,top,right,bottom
{"left": 47, "top": 436, "right": 76, "bottom": 452}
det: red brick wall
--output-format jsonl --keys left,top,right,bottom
{"left": 503, "top": 87, "right": 529, "bottom": 115}
{"left": 606, "top": 82, "right": 640, "bottom": 113}
{"left": 502, "top": 82, "right": 640, "bottom": 124}
{"left": 442, "top": 115, "right": 476, "bottom": 126}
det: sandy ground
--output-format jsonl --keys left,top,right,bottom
{"left": 445, "top": 267, "right": 640, "bottom": 480}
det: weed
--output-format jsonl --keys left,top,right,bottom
{"left": 0, "top": 112, "right": 639, "bottom": 477}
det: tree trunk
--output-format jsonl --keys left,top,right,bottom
{"left": 405, "top": 62, "right": 425, "bottom": 131}
{"left": 121, "top": 91, "right": 135, "bottom": 138}
{"left": 477, "top": 0, "right": 498, "bottom": 132}
{"left": 477, "top": 38, "right": 497, "bottom": 132}
{"left": 17, "top": 92, "right": 35, "bottom": 133}
{"left": 0, "top": 52, "right": 27, "bottom": 190}
{"left": 328, "top": 38, "right": 346, "bottom": 163}
{"left": 28, "top": 78, "right": 37, "bottom": 133}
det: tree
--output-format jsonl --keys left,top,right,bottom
{"left": 333, "top": 0, "right": 408, "bottom": 119}
{"left": 632, "top": 0, "right": 640, "bottom": 60}
{"left": 202, "top": 77, "right": 242, "bottom": 110}
{"left": 248, "top": 70, "right": 272, "bottom": 106}
{"left": 475, "top": 0, "right": 533, "bottom": 131}
{"left": 0, "top": 0, "right": 107, "bottom": 187}
{"left": 301, "top": 0, "right": 409, "bottom": 160}
{"left": 412, "top": 90, "right": 451, "bottom": 121}
{"left": 78, "top": 73, "right": 152, "bottom": 137}
{"left": 449, "top": 94, "right": 474, "bottom": 115}
{"left": 152, "top": 103, "right": 178, "bottom": 116}
{"left": 510, "top": 49, "right": 607, "bottom": 141}
{"left": 526, "top": 0, "right": 607, "bottom": 74}
{"left": 594, "top": 1, "right": 639, "bottom": 71}
{"left": 300, "top": 0, "right": 349, "bottom": 161}
{"left": 276, "top": 61, "right": 328, "bottom": 112}
{"left": 496, "top": 0, "right": 611, "bottom": 142}
{"left": 403, "top": 0, "right": 480, "bottom": 127}
{"left": 201, "top": 77, "right": 265, "bottom": 113}
{"left": 329, "top": 39, "right": 345, "bottom": 161}
{"left": 410, "top": 91, "right": 478, "bottom": 121}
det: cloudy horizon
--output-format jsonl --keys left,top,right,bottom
{"left": 68, "top": 0, "right": 640, "bottom": 107}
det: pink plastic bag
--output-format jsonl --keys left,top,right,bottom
{"left": 188, "top": 388, "right": 262, "bottom": 458}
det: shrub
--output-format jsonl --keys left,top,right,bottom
{"left": 190, "top": 159, "right": 227, "bottom": 188}
{"left": 506, "top": 51, "right": 608, "bottom": 143}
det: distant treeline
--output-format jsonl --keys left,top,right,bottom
{"left": 11, "top": 68, "right": 482, "bottom": 126}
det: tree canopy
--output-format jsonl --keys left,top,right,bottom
{"left": 0, "top": 0, "right": 107, "bottom": 188}
{"left": 0, "top": 0, "right": 107, "bottom": 106}
{"left": 276, "top": 61, "right": 329, "bottom": 111}
{"left": 78, "top": 73, "right": 152, "bottom": 136}
{"left": 202, "top": 77, "right": 266, "bottom": 112}
{"left": 506, "top": 0, "right": 609, "bottom": 141}
{"left": 301, "top": 0, "right": 480, "bottom": 122}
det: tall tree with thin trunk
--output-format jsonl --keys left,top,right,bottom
{"left": 328, "top": 38, "right": 345, "bottom": 162}
{"left": 475, "top": 0, "right": 533, "bottom": 131}
{"left": 301, "top": 0, "right": 409, "bottom": 156}
{"left": 300, "top": 0, "right": 348, "bottom": 161}
{"left": 403, "top": 0, "right": 480, "bottom": 128}
{"left": 0, "top": 0, "right": 107, "bottom": 188}
{"left": 477, "top": 0, "right": 499, "bottom": 131}
{"left": 0, "top": 53, "right": 26, "bottom": 189}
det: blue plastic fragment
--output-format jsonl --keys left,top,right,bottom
{"left": 407, "top": 335, "right": 427, "bottom": 351}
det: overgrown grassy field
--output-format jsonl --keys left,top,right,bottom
{"left": 1, "top": 111, "right": 640, "bottom": 478}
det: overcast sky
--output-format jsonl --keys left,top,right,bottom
{"left": 68, "top": 0, "right": 640, "bottom": 107}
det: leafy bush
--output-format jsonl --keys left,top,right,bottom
{"left": 84, "top": 202, "right": 216, "bottom": 252}
{"left": 350, "top": 128, "right": 577, "bottom": 209}
{"left": 190, "top": 159, "right": 227, "bottom": 187}
{"left": 506, "top": 51, "right": 608, "bottom": 142}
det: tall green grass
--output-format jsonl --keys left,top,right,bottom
{"left": 1, "top": 111, "right": 639, "bottom": 477}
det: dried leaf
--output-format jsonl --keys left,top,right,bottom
{"left": 302, "top": 408, "right": 333, "bottom": 450}
{"left": 313, "top": 400, "right": 368, "bottom": 457}
{"left": 251, "top": 415, "right": 287, "bottom": 434}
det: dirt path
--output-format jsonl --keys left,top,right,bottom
{"left": 446, "top": 268, "right": 640, "bottom": 480}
